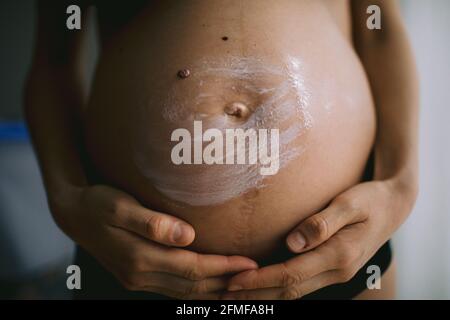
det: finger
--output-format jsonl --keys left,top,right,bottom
{"left": 142, "top": 285, "right": 222, "bottom": 300}
{"left": 151, "top": 246, "right": 258, "bottom": 280}
{"left": 286, "top": 201, "right": 365, "bottom": 253}
{"left": 110, "top": 202, "right": 195, "bottom": 246}
{"left": 222, "top": 271, "right": 338, "bottom": 300}
{"left": 222, "top": 287, "right": 283, "bottom": 300}
{"left": 228, "top": 245, "right": 337, "bottom": 291}
{"left": 137, "top": 272, "right": 229, "bottom": 295}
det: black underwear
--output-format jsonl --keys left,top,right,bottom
{"left": 74, "top": 152, "right": 393, "bottom": 300}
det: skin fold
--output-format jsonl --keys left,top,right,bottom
{"left": 25, "top": 0, "right": 418, "bottom": 299}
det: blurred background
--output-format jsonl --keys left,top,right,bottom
{"left": 0, "top": 0, "right": 449, "bottom": 299}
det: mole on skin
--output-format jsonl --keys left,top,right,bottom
{"left": 177, "top": 69, "right": 191, "bottom": 79}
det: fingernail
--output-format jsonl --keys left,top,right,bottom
{"left": 172, "top": 223, "right": 188, "bottom": 243}
{"left": 228, "top": 285, "right": 243, "bottom": 292}
{"left": 287, "top": 231, "right": 306, "bottom": 252}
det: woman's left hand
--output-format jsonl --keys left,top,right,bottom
{"left": 222, "top": 179, "right": 417, "bottom": 300}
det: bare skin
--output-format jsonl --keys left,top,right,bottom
{"left": 26, "top": 0, "right": 258, "bottom": 299}
{"left": 25, "top": 0, "right": 418, "bottom": 299}
{"left": 85, "top": 0, "right": 375, "bottom": 260}
{"left": 225, "top": 0, "right": 418, "bottom": 299}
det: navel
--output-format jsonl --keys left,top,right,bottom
{"left": 224, "top": 102, "right": 251, "bottom": 119}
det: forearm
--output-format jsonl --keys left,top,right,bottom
{"left": 364, "top": 31, "right": 418, "bottom": 195}
{"left": 24, "top": 0, "right": 96, "bottom": 234}
{"left": 24, "top": 64, "right": 87, "bottom": 233}
{"left": 357, "top": 27, "right": 418, "bottom": 182}
{"left": 352, "top": 0, "right": 419, "bottom": 225}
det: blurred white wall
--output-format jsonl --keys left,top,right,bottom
{"left": 393, "top": 0, "right": 450, "bottom": 299}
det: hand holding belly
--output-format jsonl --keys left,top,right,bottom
{"left": 224, "top": 180, "right": 417, "bottom": 300}
{"left": 54, "top": 185, "right": 257, "bottom": 299}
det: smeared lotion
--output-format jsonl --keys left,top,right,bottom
{"left": 133, "top": 56, "right": 313, "bottom": 206}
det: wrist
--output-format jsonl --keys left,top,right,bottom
{"left": 388, "top": 169, "right": 419, "bottom": 205}
{"left": 373, "top": 148, "right": 419, "bottom": 213}
{"left": 383, "top": 172, "right": 419, "bottom": 230}
{"left": 47, "top": 183, "right": 85, "bottom": 239}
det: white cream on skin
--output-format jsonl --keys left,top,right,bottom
{"left": 133, "top": 56, "right": 313, "bottom": 206}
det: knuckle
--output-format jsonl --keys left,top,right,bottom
{"left": 280, "top": 264, "right": 303, "bottom": 288}
{"left": 119, "top": 273, "right": 140, "bottom": 291}
{"left": 190, "top": 280, "right": 208, "bottom": 295}
{"left": 108, "top": 197, "right": 129, "bottom": 224}
{"left": 336, "top": 194, "right": 363, "bottom": 217}
{"left": 184, "top": 264, "right": 204, "bottom": 281}
{"left": 111, "top": 196, "right": 128, "bottom": 214}
{"left": 334, "top": 193, "right": 352, "bottom": 207}
{"left": 305, "top": 215, "right": 329, "bottom": 242}
{"left": 146, "top": 214, "right": 165, "bottom": 239}
{"left": 335, "top": 242, "right": 358, "bottom": 268}
{"left": 127, "top": 250, "right": 147, "bottom": 273}
{"left": 222, "top": 255, "right": 233, "bottom": 273}
{"left": 281, "top": 287, "right": 302, "bottom": 300}
{"left": 131, "top": 261, "right": 146, "bottom": 273}
{"left": 337, "top": 268, "right": 358, "bottom": 283}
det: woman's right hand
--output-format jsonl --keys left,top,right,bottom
{"left": 51, "top": 185, "right": 258, "bottom": 299}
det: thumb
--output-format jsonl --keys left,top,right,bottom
{"left": 286, "top": 200, "right": 364, "bottom": 253}
{"left": 111, "top": 202, "right": 195, "bottom": 246}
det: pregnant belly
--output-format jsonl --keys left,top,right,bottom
{"left": 84, "top": 0, "right": 376, "bottom": 261}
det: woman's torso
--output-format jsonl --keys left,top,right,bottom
{"left": 84, "top": 0, "right": 376, "bottom": 261}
